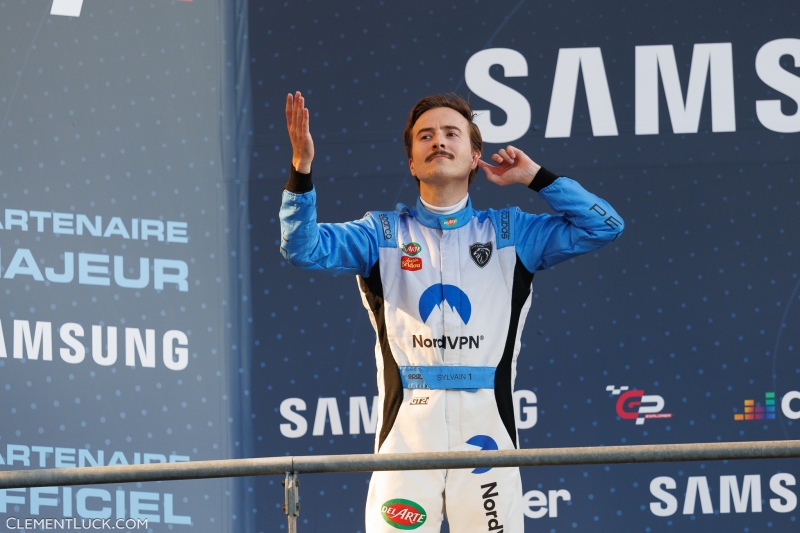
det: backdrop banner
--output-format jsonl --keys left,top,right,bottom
{"left": 3, "top": 1, "right": 799, "bottom": 532}
{"left": 251, "top": 1, "right": 800, "bottom": 532}
{"left": 1, "top": 1, "right": 251, "bottom": 531}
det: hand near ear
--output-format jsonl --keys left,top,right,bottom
{"left": 477, "top": 145, "right": 541, "bottom": 187}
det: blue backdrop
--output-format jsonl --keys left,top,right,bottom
{"left": 1, "top": 1, "right": 799, "bottom": 532}
{"left": 250, "top": 1, "right": 800, "bottom": 532}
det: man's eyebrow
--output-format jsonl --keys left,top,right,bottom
{"left": 416, "top": 125, "right": 463, "bottom": 136}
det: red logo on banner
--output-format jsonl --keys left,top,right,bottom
{"left": 607, "top": 385, "right": 672, "bottom": 425}
{"left": 401, "top": 257, "right": 422, "bottom": 271}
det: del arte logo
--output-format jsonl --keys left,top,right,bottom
{"left": 402, "top": 242, "right": 422, "bottom": 256}
{"left": 606, "top": 385, "right": 673, "bottom": 425}
{"left": 381, "top": 499, "right": 426, "bottom": 530}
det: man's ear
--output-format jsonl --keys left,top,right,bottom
{"left": 471, "top": 151, "right": 480, "bottom": 169}
{"left": 409, "top": 158, "right": 416, "bottom": 176}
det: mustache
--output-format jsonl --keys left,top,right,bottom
{"left": 426, "top": 150, "right": 454, "bottom": 162}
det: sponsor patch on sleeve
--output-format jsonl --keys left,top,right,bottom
{"left": 381, "top": 499, "right": 427, "bottom": 529}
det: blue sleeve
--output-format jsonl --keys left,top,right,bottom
{"left": 279, "top": 187, "right": 384, "bottom": 278}
{"left": 515, "top": 176, "right": 624, "bottom": 272}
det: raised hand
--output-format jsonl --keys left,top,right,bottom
{"left": 477, "top": 145, "right": 542, "bottom": 187}
{"left": 285, "top": 91, "right": 314, "bottom": 174}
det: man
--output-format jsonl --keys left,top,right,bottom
{"left": 280, "top": 91, "right": 623, "bottom": 532}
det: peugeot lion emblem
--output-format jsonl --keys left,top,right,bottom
{"left": 469, "top": 242, "right": 493, "bottom": 268}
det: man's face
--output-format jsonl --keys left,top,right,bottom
{"left": 408, "top": 107, "right": 479, "bottom": 186}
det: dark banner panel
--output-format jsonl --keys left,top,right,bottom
{"left": 251, "top": 1, "right": 799, "bottom": 532}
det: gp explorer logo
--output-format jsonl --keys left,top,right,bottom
{"left": 606, "top": 385, "right": 673, "bottom": 425}
{"left": 418, "top": 284, "right": 471, "bottom": 324}
{"left": 381, "top": 499, "right": 426, "bottom": 530}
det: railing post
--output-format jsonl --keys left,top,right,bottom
{"left": 283, "top": 471, "right": 300, "bottom": 532}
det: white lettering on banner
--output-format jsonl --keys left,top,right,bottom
{"left": 279, "top": 397, "right": 356, "bottom": 438}
{"left": 50, "top": 0, "right": 83, "bottom": 17}
{"left": 463, "top": 39, "right": 800, "bottom": 142}
{"left": 0, "top": 320, "right": 189, "bottom": 371}
{"left": 465, "top": 48, "right": 531, "bottom": 143}
{"left": 513, "top": 389, "right": 537, "bottom": 429}
{"left": 5, "top": 518, "right": 150, "bottom": 530}
{"left": 0, "top": 209, "right": 190, "bottom": 291}
{"left": 279, "top": 398, "right": 308, "bottom": 438}
{"left": 635, "top": 43, "right": 735, "bottom": 134}
{"left": 279, "top": 390, "right": 538, "bottom": 438}
{"left": 771, "top": 473, "right": 798, "bottom": 513}
{"left": 0, "top": 443, "right": 191, "bottom": 524}
{"left": 720, "top": 475, "right": 762, "bottom": 513}
{"left": 0, "top": 488, "right": 189, "bottom": 524}
{"left": 0, "top": 444, "right": 189, "bottom": 469}
{"left": 782, "top": 391, "right": 800, "bottom": 419}
{"left": 313, "top": 398, "right": 343, "bottom": 436}
{"left": 756, "top": 38, "right": 800, "bottom": 133}
{"left": 522, "top": 489, "right": 571, "bottom": 519}
{"left": 545, "top": 48, "right": 618, "bottom": 138}
{"left": 0, "top": 248, "right": 189, "bottom": 292}
{"left": 349, "top": 396, "right": 378, "bottom": 435}
{"left": 650, "top": 473, "right": 797, "bottom": 516}
{"left": 683, "top": 476, "right": 713, "bottom": 515}
{"left": 0, "top": 210, "right": 188, "bottom": 243}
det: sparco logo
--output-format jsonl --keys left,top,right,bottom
{"left": 499, "top": 210, "right": 510, "bottom": 240}
{"left": 412, "top": 335, "right": 482, "bottom": 349}
{"left": 381, "top": 499, "right": 426, "bottom": 529}
{"left": 481, "top": 482, "right": 504, "bottom": 532}
{"left": 379, "top": 213, "right": 393, "bottom": 240}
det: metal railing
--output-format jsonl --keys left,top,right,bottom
{"left": 2, "top": 440, "right": 800, "bottom": 531}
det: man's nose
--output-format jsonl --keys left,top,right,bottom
{"left": 431, "top": 132, "right": 445, "bottom": 148}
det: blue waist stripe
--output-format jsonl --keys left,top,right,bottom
{"left": 398, "top": 365, "right": 496, "bottom": 391}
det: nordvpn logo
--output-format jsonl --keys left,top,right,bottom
{"left": 466, "top": 434, "right": 498, "bottom": 474}
{"left": 418, "top": 284, "right": 472, "bottom": 324}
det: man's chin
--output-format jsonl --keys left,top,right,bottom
{"left": 418, "top": 173, "right": 470, "bottom": 184}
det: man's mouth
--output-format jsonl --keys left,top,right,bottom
{"left": 426, "top": 151, "right": 454, "bottom": 162}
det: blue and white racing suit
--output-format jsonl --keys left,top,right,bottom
{"left": 279, "top": 168, "right": 623, "bottom": 532}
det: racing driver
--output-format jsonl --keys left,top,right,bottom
{"left": 279, "top": 91, "right": 624, "bottom": 532}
